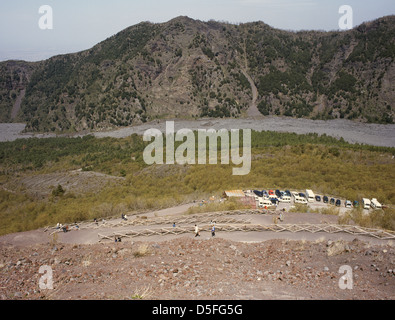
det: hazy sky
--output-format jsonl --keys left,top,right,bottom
{"left": 0, "top": 0, "right": 394, "bottom": 61}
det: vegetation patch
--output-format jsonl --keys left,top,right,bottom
{"left": 0, "top": 130, "right": 394, "bottom": 235}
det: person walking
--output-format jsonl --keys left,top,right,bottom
{"left": 211, "top": 225, "right": 216, "bottom": 237}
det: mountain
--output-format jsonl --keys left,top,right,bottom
{"left": 0, "top": 15, "right": 394, "bottom": 132}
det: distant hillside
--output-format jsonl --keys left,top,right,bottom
{"left": 0, "top": 61, "right": 36, "bottom": 123}
{"left": 0, "top": 15, "right": 394, "bottom": 132}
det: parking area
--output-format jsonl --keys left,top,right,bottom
{"left": 233, "top": 189, "right": 383, "bottom": 215}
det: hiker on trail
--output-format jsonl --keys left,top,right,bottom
{"left": 211, "top": 225, "right": 216, "bottom": 237}
{"left": 194, "top": 224, "right": 200, "bottom": 237}
{"left": 173, "top": 222, "right": 176, "bottom": 228}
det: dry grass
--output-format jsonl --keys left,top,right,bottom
{"left": 186, "top": 198, "right": 249, "bottom": 215}
{"left": 319, "top": 207, "right": 340, "bottom": 215}
{"left": 133, "top": 244, "right": 151, "bottom": 258}
{"left": 130, "top": 285, "right": 153, "bottom": 300}
{"left": 338, "top": 207, "right": 395, "bottom": 230}
{"left": 289, "top": 204, "right": 311, "bottom": 213}
{"left": 1, "top": 135, "right": 394, "bottom": 236}
{"left": 82, "top": 255, "right": 92, "bottom": 267}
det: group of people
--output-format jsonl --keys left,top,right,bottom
{"left": 56, "top": 223, "right": 79, "bottom": 233}
{"left": 194, "top": 220, "right": 216, "bottom": 238}
{"left": 56, "top": 223, "right": 69, "bottom": 233}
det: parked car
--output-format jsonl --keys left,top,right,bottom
{"left": 323, "top": 196, "right": 329, "bottom": 203}
{"left": 270, "top": 198, "right": 279, "bottom": 205}
{"left": 370, "top": 198, "right": 382, "bottom": 209}
{"left": 336, "top": 199, "right": 341, "bottom": 207}
{"left": 253, "top": 190, "right": 263, "bottom": 197}
{"left": 262, "top": 190, "right": 268, "bottom": 197}
{"left": 295, "top": 197, "right": 308, "bottom": 204}
{"left": 268, "top": 190, "right": 274, "bottom": 195}
{"left": 279, "top": 195, "right": 291, "bottom": 203}
{"left": 330, "top": 198, "right": 335, "bottom": 205}
{"left": 275, "top": 190, "right": 282, "bottom": 198}
{"left": 299, "top": 193, "right": 306, "bottom": 200}
{"left": 285, "top": 190, "right": 291, "bottom": 197}
{"left": 362, "top": 198, "right": 371, "bottom": 209}
{"left": 305, "top": 189, "right": 315, "bottom": 202}
{"left": 315, "top": 195, "right": 321, "bottom": 202}
{"left": 258, "top": 197, "right": 272, "bottom": 208}
{"left": 345, "top": 200, "right": 352, "bottom": 208}
{"left": 353, "top": 200, "right": 359, "bottom": 208}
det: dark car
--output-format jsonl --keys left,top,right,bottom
{"left": 336, "top": 199, "right": 341, "bottom": 207}
{"left": 323, "top": 196, "right": 329, "bottom": 203}
{"left": 330, "top": 198, "right": 335, "bottom": 205}
{"left": 315, "top": 195, "right": 321, "bottom": 202}
{"left": 275, "top": 190, "right": 282, "bottom": 198}
{"left": 270, "top": 198, "right": 279, "bottom": 205}
{"left": 253, "top": 190, "right": 263, "bottom": 197}
{"left": 285, "top": 190, "right": 291, "bottom": 197}
{"left": 353, "top": 200, "right": 359, "bottom": 208}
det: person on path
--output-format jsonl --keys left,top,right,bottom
{"left": 211, "top": 225, "right": 216, "bottom": 237}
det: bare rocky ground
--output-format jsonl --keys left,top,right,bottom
{"left": 2, "top": 169, "right": 125, "bottom": 199}
{"left": 0, "top": 210, "right": 394, "bottom": 300}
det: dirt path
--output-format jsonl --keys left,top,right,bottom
{"left": 10, "top": 89, "right": 25, "bottom": 120}
{"left": 241, "top": 69, "right": 261, "bottom": 118}
{"left": 1, "top": 205, "right": 391, "bottom": 247}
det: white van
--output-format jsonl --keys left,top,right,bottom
{"left": 305, "top": 189, "right": 315, "bottom": 202}
{"left": 291, "top": 191, "right": 299, "bottom": 199}
{"left": 280, "top": 195, "right": 291, "bottom": 203}
{"left": 370, "top": 198, "right": 382, "bottom": 209}
{"left": 257, "top": 197, "right": 272, "bottom": 208}
{"left": 362, "top": 198, "right": 371, "bottom": 210}
{"left": 294, "top": 196, "right": 308, "bottom": 204}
